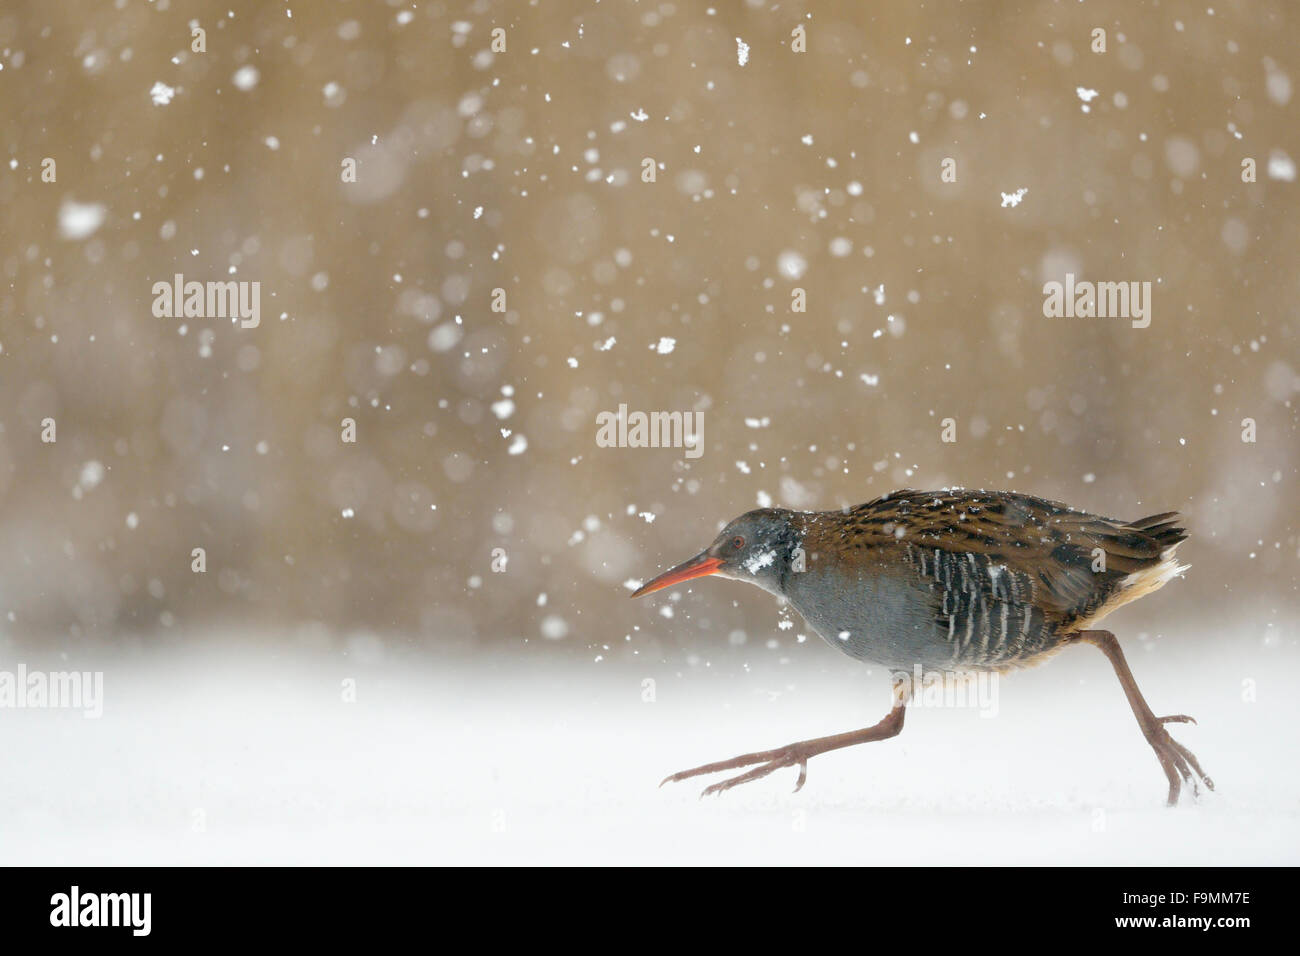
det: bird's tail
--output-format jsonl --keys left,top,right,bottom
{"left": 1126, "top": 510, "right": 1190, "bottom": 553}
{"left": 1111, "top": 511, "right": 1190, "bottom": 609}
{"left": 1069, "top": 511, "right": 1189, "bottom": 631}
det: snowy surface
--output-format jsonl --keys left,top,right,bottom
{"left": 1, "top": 630, "right": 1295, "bottom": 866}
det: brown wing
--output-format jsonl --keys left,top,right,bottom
{"left": 823, "top": 490, "right": 1187, "bottom": 659}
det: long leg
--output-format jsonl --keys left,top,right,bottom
{"left": 662, "top": 681, "right": 908, "bottom": 798}
{"left": 1076, "top": 629, "right": 1213, "bottom": 806}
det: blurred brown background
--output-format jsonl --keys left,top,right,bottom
{"left": 0, "top": 0, "right": 1295, "bottom": 656}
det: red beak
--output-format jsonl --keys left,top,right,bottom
{"left": 630, "top": 551, "right": 724, "bottom": 598}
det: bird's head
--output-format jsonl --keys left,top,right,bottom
{"left": 631, "top": 508, "right": 801, "bottom": 599}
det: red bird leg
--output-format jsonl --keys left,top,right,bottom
{"left": 662, "top": 682, "right": 908, "bottom": 798}
{"left": 1076, "top": 629, "right": 1214, "bottom": 806}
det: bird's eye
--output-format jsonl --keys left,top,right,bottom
{"left": 731, "top": 535, "right": 745, "bottom": 550}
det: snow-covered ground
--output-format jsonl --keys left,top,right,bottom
{"left": 1, "top": 630, "right": 1295, "bottom": 865}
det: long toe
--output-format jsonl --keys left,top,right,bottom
{"left": 1153, "top": 726, "right": 1212, "bottom": 807}
{"left": 661, "top": 747, "right": 783, "bottom": 786}
{"left": 699, "top": 758, "right": 790, "bottom": 797}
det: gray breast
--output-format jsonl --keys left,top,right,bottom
{"left": 782, "top": 563, "right": 946, "bottom": 671}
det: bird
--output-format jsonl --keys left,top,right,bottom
{"left": 631, "top": 488, "right": 1212, "bottom": 806}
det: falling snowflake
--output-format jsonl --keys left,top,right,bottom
{"left": 1000, "top": 187, "right": 1029, "bottom": 208}
{"left": 58, "top": 199, "right": 107, "bottom": 240}
{"left": 232, "top": 66, "right": 260, "bottom": 91}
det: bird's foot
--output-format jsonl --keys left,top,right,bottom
{"left": 1145, "top": 713, "right": 1214, "bottom": 807}
{"left": 661, "top": 743, "right": 813, "bottom": 798}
